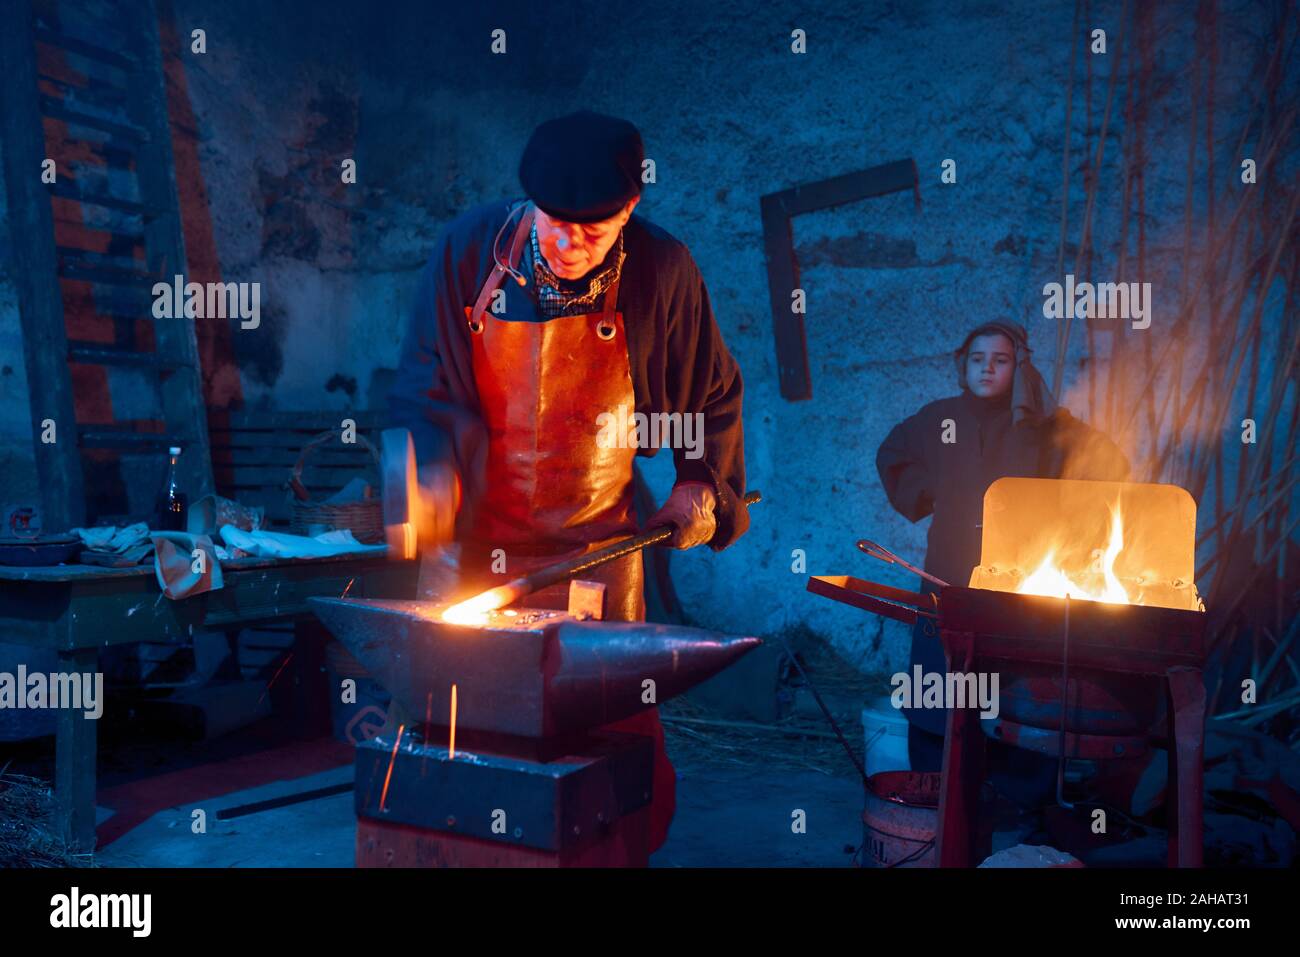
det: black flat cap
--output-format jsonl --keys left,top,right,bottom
{"left": 519, "top": 111, "right": 644, "bottom": 223}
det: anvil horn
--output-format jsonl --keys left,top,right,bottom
{"left": 308, "top": 597, "right": 761, "bottom": 738}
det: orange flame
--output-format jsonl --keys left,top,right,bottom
{"left": 1017, "top": 505, "right": 1131, "bottom": 605}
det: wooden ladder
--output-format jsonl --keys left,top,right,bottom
{"left": 0, "top": 0, "right": 213, "bottom": 530}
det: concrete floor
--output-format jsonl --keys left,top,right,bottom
{"left": 93, "top": 741, "right": 863, "bottom": 868}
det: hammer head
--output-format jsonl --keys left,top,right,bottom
{"left": 380, "top": 427, "right": 418, "bottom": 559}
{"left": 380, "top": 427, "right": 460, "bottom": 559}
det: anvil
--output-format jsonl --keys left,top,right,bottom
{"left": 308, "top": 597, "right": 761, "bottom": 739}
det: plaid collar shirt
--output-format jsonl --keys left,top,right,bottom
{"left": 527, "top": 223, "right": 625, "bottom": 319}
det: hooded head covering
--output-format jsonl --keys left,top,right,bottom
{"left": 954, "top": 320, "right": 1057, "bottom": 426}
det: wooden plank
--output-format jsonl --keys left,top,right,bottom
{"left": 55, "top": 646, "right": 99, "bottom": 852}
{"left": 0, "top": 550, "right": 403, "bottom": 583}
{"left": 210, "top": 445, "right": 379, "bottom": 467}
{"left": 209, "top": 410, "right": 388, "bottom": 431}
{"left": 52, "top": 217, "right": 146, "bottom": 247}
{"left": 78, "top": 427, "right": 186, "bottom": 449}
{"left": 61, "top": 286, "right": 154, "bottom": 316}
{"left": 208, "top": 429, "right": 382, "bottom": 451}
{"left": 56, "top": 244, "right": 145, "bottom": 268}
{"left": 125, "top": 0, "right": 212, "bottom": 502}
{"left": 7, "top": 556, "right": 411, "bottom": 645}
{"left": 37, "top": 70, "right": 131, "bottom": 108}
{"left": 38, "top": 96, "right": 149, "bottom": 142}
{"left": 58, "top": 261, "right": 153, "bottom": 285}
{"left": 224, "top": 465, "right": 375, "bottom": 488}
{"left": 49, "top": 179, "right": 155, "bottom": 216}
{"left": 0, "top": 0, "right": 86, "bottom": 529}
{"left": 33, "top": 25, "right": 134, "bottom": 72}
{"left": 67, "top": 342, "right": 182, "bottom": 369}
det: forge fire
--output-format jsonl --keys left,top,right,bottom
{"left": 0, "top": 0, "right": 1296, "bottom": 934}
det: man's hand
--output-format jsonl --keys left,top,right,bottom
{"left": 646, "top": 481, "right": 717, "bottom": 549}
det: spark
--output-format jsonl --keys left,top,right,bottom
{"left": 449, "top": 684, "right": 458, "bottom": 759}
{"left": 378, "top": 724, "right": 406, "bottom": 812}
{"left": 340, "top": 577, "right": 356, "bottom": 599}
{"left": 258, "top": 652, "right": 295, "bottom": 705}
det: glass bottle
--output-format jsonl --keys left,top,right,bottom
{"left": 154, "top": 445, "right": 188, "bottom": 531}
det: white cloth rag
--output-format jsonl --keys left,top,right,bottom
{"left": 219, "top": 526, "right": 386, "bottom": 559}
{"left": 71, "top": 522, "right": 151, "bottom": 553}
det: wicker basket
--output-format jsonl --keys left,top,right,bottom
{"left": 287, "top": 430, "right": 385, "bottom": 543}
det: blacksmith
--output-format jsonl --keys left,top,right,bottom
{"left": 388, "top": 111, "right": 749, "bottom": 853}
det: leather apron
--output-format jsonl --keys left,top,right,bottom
{"left": 459, "top": 203, "right": 673, "bottom": 851}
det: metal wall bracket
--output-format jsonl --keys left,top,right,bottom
{"left": 760, "top": 158, "right": 920, "bottom": 401}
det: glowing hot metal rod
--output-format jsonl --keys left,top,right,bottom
{"left": 441, "top": 490, "right": 763, "bottom": 624}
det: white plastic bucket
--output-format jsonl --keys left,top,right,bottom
{"left": 862, "top": 696, "right": 910, "bottom": 775}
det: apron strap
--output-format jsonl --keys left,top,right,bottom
{"left": 600, "top": 276, "right": 621, "bottom": 327}
{"left": 469, "top": 203, "right": 536, "bottom": 330}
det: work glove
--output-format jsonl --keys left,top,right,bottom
{"left": 646, "top": 481, "right": 717, "bottom": 550}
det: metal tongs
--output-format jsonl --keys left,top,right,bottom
{"left": 856, "top": 539, "right": 950, "bottom": 589}
{"left": 805, "top": 539, "right": 949, "bottom": 626}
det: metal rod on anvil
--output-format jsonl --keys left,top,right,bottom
{"left": 465, "top": 490, "right": 763, "bottom": 613}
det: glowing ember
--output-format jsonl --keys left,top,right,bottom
{"left": 1017, "top": 505, "right": 1130, "bottom": 604}
{"left": 441, "top": 586, "right": 516, "bottom": 625}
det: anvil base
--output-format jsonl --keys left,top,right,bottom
{"left": 357, "top": 806, "right": 652, "bottom": 868}
{"left": 354, "top": 728, "right": 654, "bottom": 868}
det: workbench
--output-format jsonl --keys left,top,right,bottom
{"left": 0, "top": 552, "right": 418, "bottom": 853}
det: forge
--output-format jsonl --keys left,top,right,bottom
{"left": 809, "top": 477, "right": 1209, "bottom": 867}
{"left": 308, "top": 593, "right": 761, "bottom": 866}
